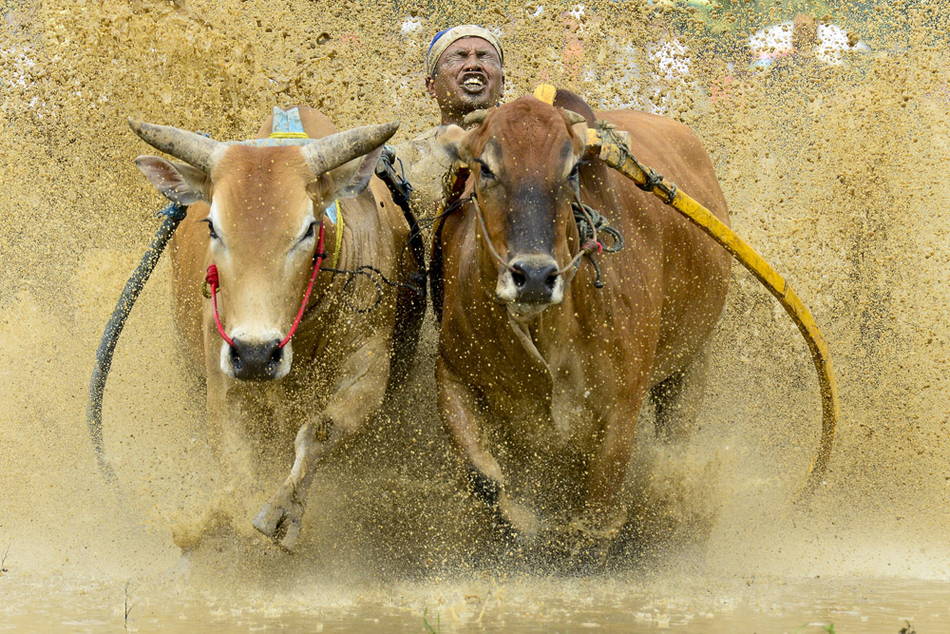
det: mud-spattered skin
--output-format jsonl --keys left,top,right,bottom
{"left": 156, "top": 106, "right": 416, "bottom": 551}
{"left": 434, "top": 96, "right": 731, "bottom": 562}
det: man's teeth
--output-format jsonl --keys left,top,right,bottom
{"left": 463, "top": 77, "right": 484, "bottom": 87}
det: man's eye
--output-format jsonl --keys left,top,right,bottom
{"left": 202, "top": 218, "right": 219, "bottom": 240}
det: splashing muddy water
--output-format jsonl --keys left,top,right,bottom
{"left": 0, "top": 0, "right": 947, "bottom": 630}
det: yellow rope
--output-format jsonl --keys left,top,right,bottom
{"left": 589, "top": 128, "right": 838, "bottom": 499}
{"left": 268, "top": 131, "right": 310, "bottom": 139}
{"left": 331, "top": 200, "right": 344, "bottom": 270}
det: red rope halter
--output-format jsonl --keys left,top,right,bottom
{"left": 204, "top": 221, "right": 327, "bottom": 349}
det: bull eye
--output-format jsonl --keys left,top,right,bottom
{"left": 302, "top": 220, "right": 316, "bottom": 240}
{"left": 478, "top": 160, "right": 495, "bottom": 181}
{"left": 568, "top": 162, "right": 580, "bottom": 182}
{"left": 201, "top": 218, "right": 219, "bottom": 241}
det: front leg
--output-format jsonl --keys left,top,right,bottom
{"left": 253, "top": 336, "right": 391, "bottom": 551}
{"left": 171, "top": 374, "right": 262, "bottom": 551}
{"left": 438, "top": 359, "right": 541, "bottom": 540}
{"left": 563, "top": 384, "right": 650, "bottom": 570}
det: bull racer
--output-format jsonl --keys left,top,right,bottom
{"left": 387, "top": 25, "right": 506, "bottom": 217}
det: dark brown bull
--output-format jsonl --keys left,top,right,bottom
{"left": 131, "top": 106, "right": 422, "bottom": 551}
{"left": 433, "top": 94, "right": 731, "bottom": 555}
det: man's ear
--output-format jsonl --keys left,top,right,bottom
{"left": 134, "top": 156, "right": 208, "bottom": 205}
{"left": 328, "top": 145, "right": 386, "bottom": 200}
{"left": 435, "top": 124, "right": 470, "bottom": 163}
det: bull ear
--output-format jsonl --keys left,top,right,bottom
{"left": 134, "top": 155, "right": 208, "bottom": 205}
{"left": 435, "top": 124, "right": 470, "bottom": 163}
{"left": 561, "top": 110, "right": 589, "bottom": 146}
{"left": 331, "top": 145, "right": 386, "bottom": 200}
{"left": 562, "top": 109, "right": 587, "bottom": 125}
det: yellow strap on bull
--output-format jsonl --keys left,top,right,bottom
{"left": 586, "top": 122, "right": 838, "bottom": 498}
{"left": 533, "top": 83, "right": 836, "bottom": 496}
{"left": 533, "top": 83, "right": 557, "bottom": 105}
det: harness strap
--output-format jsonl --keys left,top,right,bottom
{"left": 588, "top": 123, "right": 838, "bottom": 498}
{"left": 375, "top": 145, "right": 428, "bottom": 279}
{"left": 324, "top": 199, "right": 344, "bottom": 270}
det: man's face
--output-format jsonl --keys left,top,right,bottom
{"left": 427, "top": 36, "right": 504, "bottom": 121}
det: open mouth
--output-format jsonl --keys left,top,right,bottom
{"left": 460, "top": 73, "right": 486, "bottom": 92}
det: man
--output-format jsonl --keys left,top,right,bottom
{"left": 392, "top": 25, "right": 505, "bottom": 215}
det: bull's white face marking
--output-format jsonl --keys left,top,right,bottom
{"left": 495, "top": 269, "right": 520, "bottom": 304}
{"left": 495, "top": 253, "right": 564, "bottom": 320}
{"left": 208, "top": 196, "right": 316, "bottom": 381}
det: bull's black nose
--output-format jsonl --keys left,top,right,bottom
{"left": 510, "top": 260, "right": 559, "bottom": 304}
{"left": 229, "top": 338, "right": 283, "bottom": 381}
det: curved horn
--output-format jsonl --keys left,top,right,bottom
{"left": 301, "top": 122, "right": 399, "bottom": 176}
{"left": 562, "top": 109, "right": 588, "bottom": 125}
{"left": 128, "top": 119, "right": 225, "bottom": 172}
{"left": 463, "top": 109, "right": 490, "bottom": 126}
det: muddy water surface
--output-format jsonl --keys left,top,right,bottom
{"left": 0, "top": 0, "right": 947, "bottom": 631}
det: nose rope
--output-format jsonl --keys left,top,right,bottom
{"left": 204, "top": 264, "right": 235, "bottom": 347}
{"left": 204, "top": 221, "right": 327, "bottom": 350}
{"left": 469, "top": 190, "right": 603, "bottom": 278}
{"left": 557, "top": 192, "right": 603, "bottom": 276}
{"left": 470, "top": 194, "right": 515, "bottom": 272}
{"left": 278, "top": 221, "right": 327, "bottom": 348}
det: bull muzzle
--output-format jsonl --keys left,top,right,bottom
{"left": 496, "top": 254, "right": 564, "bottom": 316}
{"left": 221, "top": 336, "right": 293, "bottom": 381}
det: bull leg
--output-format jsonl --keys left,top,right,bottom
{"left": 568, "top": 385, "right": 649, "bottom": 568}
{"left": 253, "top": 336, "right": 391, "bottom": 551}
{"left": 171, "top": 376, "right": 262, "bottom": 550}
{"left": 651, "top": 351, "right": 710, "bottom": 443}
{"left": 438, "top": 360, "right": 541, "bottom": 540}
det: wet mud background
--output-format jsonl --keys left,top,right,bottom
{"left": 0, "top": 0, "right": 947, "bottom": 630}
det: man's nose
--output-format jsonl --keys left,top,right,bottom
{"left": 462, "top": 54, "right": 482, "bottom": 69}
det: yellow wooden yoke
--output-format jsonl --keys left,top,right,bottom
{"left": 533, "top": 84, "right": 838, "bottom": 497}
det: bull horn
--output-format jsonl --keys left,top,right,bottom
{"left": 463, "top": 109, "right": 490, "bottom": 126}
{"left": 300, "top": 122, "right": 399, "bottom": 176}
{"left": 563, "top": 109, "right": 588, "bottom": 125}
{"left": 128, "top": 119, "right": 226, "bottom": 173}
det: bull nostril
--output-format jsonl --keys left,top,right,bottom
{"left": 229, "top": 341, "right": 243, "bottom": 369}
{"left": 545, "top": 272, "right": 558, "bottom": 290}
{"left": 511, "top": 266, "right": 527, "bottom": 288}
{"left": 269, "top": 341, "right": 283, "bottom": 366}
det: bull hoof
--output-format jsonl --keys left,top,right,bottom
{"left": 252, "top": 498, "right": 304, "bottom": 552}
{"left": 497, "top": 494, "right": 542, "bottom": 541}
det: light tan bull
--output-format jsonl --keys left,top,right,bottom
{"left": 132, "top": 106, "right": 421, "bottom": 551}
{"left": 432, "top": 93, "right": 731, "bottom": 564}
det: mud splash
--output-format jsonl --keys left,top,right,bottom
{"left": 1, "top": 0, "right": 947, "bottom": 630}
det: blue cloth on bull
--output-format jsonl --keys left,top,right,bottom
{"left": 239, "top": 107, "right": 314, "bottom": 147}
{"left": 324, "top": 199, "right": 339, "bottom": 225}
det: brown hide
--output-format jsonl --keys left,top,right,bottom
{"left": 435, "top": 96, "right": 731, "bottom": 547}
{"left": 160, "top": 106, "right": 417, "bottom": 550}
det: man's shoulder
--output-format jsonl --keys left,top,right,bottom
{"left": 390, "top": 125, "right": 456, "bottom": 212}
{"left": 405, "top": 125, "right": 447, "bottom": 153}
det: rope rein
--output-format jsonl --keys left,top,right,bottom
{"left": 458, "top": 178, "right": 623, "bottom": 287}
